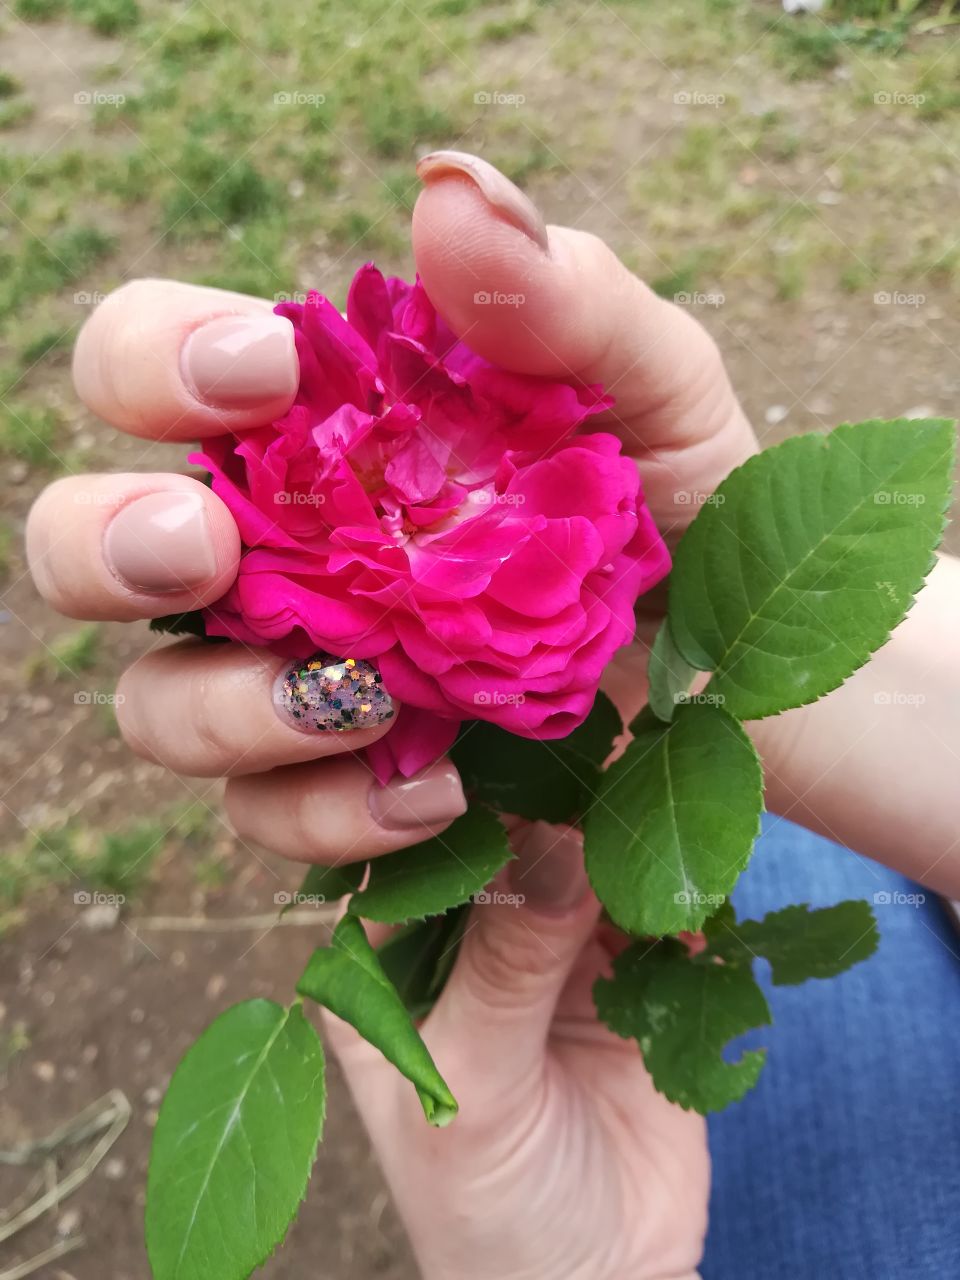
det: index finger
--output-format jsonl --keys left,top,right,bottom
{"left": 72, "top": 278, "right": 299, "bottom": 441}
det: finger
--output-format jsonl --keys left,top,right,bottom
{"left": 117, "top": 644, "right": 401, "bottom": 777}
{"left": 425, "top": 822, "right": 601, "bottom": 1093}
{"left": 26, "top": 473, "right": 240, "bottom": 620}
{"left": 72, "top": 279, "right": 299, "bottom": 440}
{"left": 224, "top": 754, "right": 466, "bottom": 863}
{"left": 413, "top": 151, "right": 756, "bottom": 531}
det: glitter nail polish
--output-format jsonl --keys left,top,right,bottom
{"left": 274, "top": 655, "right": 394, "bottom": 732}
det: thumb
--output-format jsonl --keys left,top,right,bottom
{"left": 425, "top": 822, "right": 601, "bottom": 1095}
{"left": 413, "top": 150, "right": 756, "bottom": 537}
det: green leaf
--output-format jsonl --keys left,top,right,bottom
{"left": 348, "top": 805, "right": 512, "bottom": 924}
{"left": 450, "top": 691, "right": 622, "bottom": 822}
{"left": 646, "top": 618, "right": 699, "bottom": 722}
{"left": 281, "top": 861, "right": 366, "bottom": 916}
{"left": 377, "top": 907, "right": 469, "bottom": 1019}
{"left": 584, "top": 702, "right": 763, "bottom": 935}
{"left": 146, "top": 1000, "right": 325, "bottom": 1280}
{"left": 668, "top": 418, "right": 956, "bottom": 719}
{"left": 148, "top": 609, "right": 220, "bottom": 639}
{"left": 297, "top": 915, "right": 458, "bottom": 1126}
{"left": 594, "top": 938, "right": 771, "bottom": 1112}
{"left": 704, "top": 900, "right": 879, "bottom": 985}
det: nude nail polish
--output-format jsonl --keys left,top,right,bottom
{"left": 416, "top": 150, "right": 549, "bottom": 252}
{"left": 104, "top": 491, "right": 216, "bottom": 594}
{"left": 182, "top": 314, "right": 298, "bottom": 409}
{"left": 368, "top": 760, "right": 467, "bottom": 832}
{"left": 508, "top": 821, "right": 590, "bottom": 914}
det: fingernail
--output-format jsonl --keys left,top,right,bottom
{"left": 509, "top": 821, "right": 589, "bottom": 915}
{"left": 274, "top": 654, "right": 394, "bottom": 733}
{"left": 416, "top": 150, "right": 549, "bottom": 252}
{"left": 104, "top": 491, "right": 216, "bottom": 593}
{"left": 368, "top": 760, "right": 467, "bottom": 833}
{"left": 182, "top": 314, "right": 298, "bottom": 409}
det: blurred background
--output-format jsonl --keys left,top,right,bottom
{"left": 1, "top": 0, "right": 960, "bottom": 1275}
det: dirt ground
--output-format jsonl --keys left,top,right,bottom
{"left": 3, "top": 5, "right": 960, "bottom": 1279}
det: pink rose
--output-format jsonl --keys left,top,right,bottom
{"left": 192, "top": 265, "right": 670, "bottom": 781}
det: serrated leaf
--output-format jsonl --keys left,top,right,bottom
{"left": 668, "top": 418, "right": 955, "bottom": 719}
{"left": 348, "top": 806, "right": 512, "bottom": 924}
{"left": 450, "top": 691, "right": 622, "bottom": 822}
{"left": 281, "top": 861, "right": 366, "bottom": 916}
{"left": 377, "top": 907, "right": 469, "bottom": 1019}
{"left": 594, "top": 937, "right": 770, "bottom": 1112}
{"left": 146, "top": 1000, "right": 325, "bottom": 1280}
{"left": 646, "top": 618, "right": 699, "bottom": 722}
{"left": 297, "top": 915, "right": 458, "bottom": 1125}
{"left": 584, "top": 702, "right": 763, "bottom": 935}
{"left": 704, "top": 900, "right": 879, "bottom": 984}
{"left": 149, "top": 609, "right": 215, "bottom": 639}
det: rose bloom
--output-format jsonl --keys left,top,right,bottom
{"left": 193, "top": 265, "right": 670, "bottom": 781}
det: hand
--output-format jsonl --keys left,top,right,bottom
{"left": 326, "top": 823, "right": 708, "bottom": 1280}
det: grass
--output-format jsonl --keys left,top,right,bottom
{"left": 24, "top": 623, "right": 103, "bottom": 682}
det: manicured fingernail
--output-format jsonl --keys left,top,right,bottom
{"left": 181, "top": 314, "right": 297, "bottom": 409}
{"left": 104, "top": 491, "right": 216, "bottom": 594}
{"left": 274, "top": 654, "right": 394, "bottom": 733}
{"left": 509, "top": 821, "right": 589, "bottom": 915}
{"left": 368, "top": 760, "right": 467, "bottom": 833}
{"left": 416, "top": 150, "right": 549, "bottom": 252}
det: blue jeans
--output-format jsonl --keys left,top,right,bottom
{"left": 702, "top": 816, "right": 960, "bottom": 1279}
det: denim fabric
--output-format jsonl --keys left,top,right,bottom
{"left": 702, "top": 815, "right": 960, "bottom": 1279}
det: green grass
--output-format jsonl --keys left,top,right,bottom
{"left": 25, "top": 623, "right": 103, "bottom": 682}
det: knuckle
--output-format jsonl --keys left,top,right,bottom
{"left": 459, "top": 916, "right": 555, "bottom": 1010}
